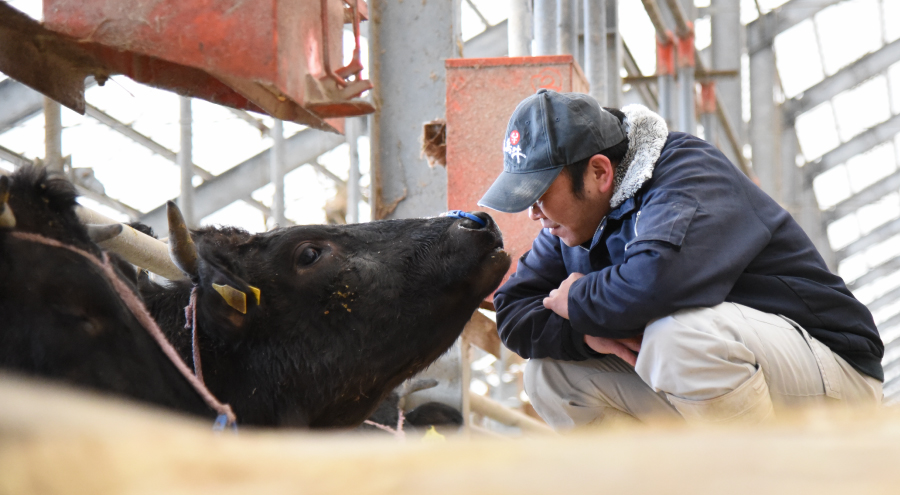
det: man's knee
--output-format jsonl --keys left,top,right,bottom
{"left": 637, "top": 304, "right": 758, "bottom": 400}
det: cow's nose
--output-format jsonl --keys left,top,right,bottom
{"left": 466, "top": 211, "right": 492, "bottom": 229}
{"left": 457, "top": 211, "right": 491, "bottom": 230}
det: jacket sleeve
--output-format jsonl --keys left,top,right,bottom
{"left": 493, "top": 231, "right": 595, "bottom": 361}
{"left": 567, "top": 161, "right": 774, "bottom": 339}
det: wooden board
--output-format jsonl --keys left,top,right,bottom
{"left": 2, "top": 372, "right": 899, "bottom": 495}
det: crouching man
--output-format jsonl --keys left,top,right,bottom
{"left": 478, "top": 89, "right": 883, "bottom": 428}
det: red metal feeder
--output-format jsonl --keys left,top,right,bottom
{"left": 445, "top": 56, "right": 589, "bottom": 298}
{"left": 0, "top": 0, "right": 372, "bottom": 133}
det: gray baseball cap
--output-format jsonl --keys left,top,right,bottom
{"left": 477, "top": 89, "right": 627, "bottom": 213}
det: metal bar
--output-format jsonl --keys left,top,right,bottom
{"left": 700, "top": 82, "right": 717, "bottom": 145}
{"left": 605, "top": 0, "right": 622, "bottom": 107}
{"left": 783, "top": 38, "right": 900, "bottom": 123}
{"left": 0, "top": 77, "right": 98, "bottom": 135}
{"left": 466, "top": 19, "right": 509, "bottom": 57}
{"left": 140, "top": 128, "right": 345, "bottom": 234}
{"left": 557, "top": 0, "right": 577, "bottom": 57}
{"left": 865, "top": 284, "right": 900, "bottom": 314}
{"left": 836, "top": 215, "right": 900, "bottom": 261}
{"left": 0, "top": 144, "right": 33, "bottom": 168}
{"left": 750, "top": 47, "right": 779, "bottom": 197}
{"left": 508, "top": 0, "right": 532, "bottom": 57}
{"left": 468, "top": 392, "right": 555, "bottom": 434}
{"left": 847, "top": 255, "right": 900, "bottom": 291}
{"left": 710, "top": 0, "right": 744, "bottom": 163}
{"left": 824, "top": 169, "right": 900, "bottom": 223}
{"left": 584, "top": 0, "right": 607, "bottom": 103}
{"left": 369, "top": 0, "right": 460, "bottom": 220}
{"left": 663, "top": 0, "right": 692, "bottom": 37}
{"left": 0, "top": 145, "right": 143, "bottom": 221}
{"left": 227, "top": 107, "right": 271, "bottom": 136}
{"left": 802, "top": 113, "right": 900, "bottom": 183}
{"left": 346, "top": 117, "right": 361, "bottom": 224}
{"left": 43, "top": 97, "right": 64, "bottom": 173}
{"left": 85, "top": 103, "right": 177, "bottom": 162}
{"left": 623, "top": 42, "right": 658, "bottom": 108}
{"left": 746, "top": 0, "right": 843, "bottom": 55}
{"left": 464, "top": 0, "right": 491, "bottom": 28}
{"left": 270, "top": 119, "right": 286, "bottom": 227}
{"left": 534, "top": 0, "right": 558, "bottom": 56}
{"left": 177, "top": 96, "right": 194, "bottom": 228}
{"left": 75, "top": 206, "right": 186, "bottom": 281}
{"left": 83, "top": 103, "right": 281, "bottom": 221}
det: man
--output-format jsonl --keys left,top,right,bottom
{"left": 478, "top": 89, "right": 883, "bottom": 428}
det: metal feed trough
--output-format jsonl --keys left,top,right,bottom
{"left": 445, "top": 55, "right": 589, "bottom": 293}
{"left": 0, "top": 0, "right": 373, "bottom": 133}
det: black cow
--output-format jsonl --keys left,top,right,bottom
{"left": 0, "top": 167, "right": 511, "bottom": 428}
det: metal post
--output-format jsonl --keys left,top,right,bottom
{"left": 700, "top": 81, "right": 718, "bottom": 145}
{"left": 270, "top": 119, "right": 286, "bottom": 228}
{"left": 370, "top": 0, "right": 466, "bottom": 426}
{"left": 584, "top": 0, "right": 608, "bottom": 103}
{"left": 177, "top": 96, "right": 195, "bottom": 228}
{"left": 370, "top": 0, "right": 461, "bottom": 220}
{"left": 605, "top": 0, "right": 623, "bottom": 107}
{"left": 534, "top": 0, "right": 558, "bottom": 56}
{"left": 346, "top": 117, "right": 361, "bottom": 224}
{"left": 711, "top": 0, "right": 744, "bottom": 164}
{"left": 657, "top": 33, "right": 677, "bottom": 129}
{"left": 557, "top": 0, "right": 577, "bottom": 58}
{"left": 677, "top": 30, "right": 696, "bottom": 134}
{"left": 43, "top": 97, "right": 63, "bottom": 173}
{"left": 750, "top": 47, "right": 779, "bottom": 199}
{"left": 508, "top": 0, "right": 532, "bottom": 57}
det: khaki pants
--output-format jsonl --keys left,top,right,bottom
{"left": 524, "top": 302, "right": 883, "bottom": 429}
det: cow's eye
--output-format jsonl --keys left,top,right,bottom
{"left": 296, "top": 246, "right": 321, "bottom": 266}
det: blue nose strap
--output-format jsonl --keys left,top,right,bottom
{"left": 443, "top": 210, "right": 487, "bottom": 227}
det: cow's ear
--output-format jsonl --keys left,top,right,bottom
{"left": 196, "top": 261, "right": 262, "bottom": 339}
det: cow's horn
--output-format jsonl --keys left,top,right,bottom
{"left": 0, "top": 176, "right": 15, "bottom": 229}
{"left": 166, "top": 201, "right": 199, "bottom": 278}
{"left": 86, "top": 223, "right": 123, "bottom": 243}
{"left": 212, "top": 283, "right": 247, "bottom": 314}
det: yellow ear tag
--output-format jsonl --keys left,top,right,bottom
{"left": 422, "top": 426, "right": 446, "bottom": 443}
{"left": 212, "top": 283, "right": 247, "bottom": 314}
{"left": 249, "top": 285, "right": 261, "bottom": 305}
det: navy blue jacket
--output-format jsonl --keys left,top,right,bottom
{"left": 494, "top": 132, "right": 884, "bottom": 381}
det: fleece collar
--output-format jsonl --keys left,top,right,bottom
{"left": 609, "top": 104, "right": 669, "bottom": 209}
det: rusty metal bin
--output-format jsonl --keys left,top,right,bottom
{"left": 445, "top": 55, "right": 589, "bottom": 298}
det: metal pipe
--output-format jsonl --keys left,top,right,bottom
{"left": 346, "top": 117, "right": 361, "bottom": 224}
{"left": 508, "top": 0, "right": 532, "bottom": 57}
{"left": 534, "top": 0, "right": 558, "bottom": 56}
{"left": 557, "top": 0, "right": 577, "bottom": 57}
{"left": 711, "top": 0, "right": 744, "bottom": 161}
{"left": 750, "top": 47, "right": 778, "bottom": 197}
{"left": 177, "top": 97, "right": 194, "bottom": 228}
{"left": 468, "top": 392, "right": 555, "bottom": 435}
{"left": 584, "top": 0, "right": 608, "bottom": 103}
{"left": 43, "top": 97, "right": 63, "bottom": 173}
{"left": 657, "top": 33, "right": 677, "bottom": 129}
{"left": 75, "top": 206, "right": 187, "bottom": 281}
{"left": 270, "top": 119, "right": 286, "bottom": 227}
{"left": 605, "top": 0, "right": 622, "bottom": 107}
{"left": 700, "top": 81, "right": 718, "bottom": 146}
{"left": 678, "top": 64, "right": 696, "bottom": 133}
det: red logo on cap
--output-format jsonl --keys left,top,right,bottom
{"left": 509, "top": 130, "right": 520, "bottom": 146}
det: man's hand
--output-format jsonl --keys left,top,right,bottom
{"left": 542, "top": 273, "right": 585, "bottom": 319}
{"left": 584, "top": 334, "right": 643, "bottom": 366}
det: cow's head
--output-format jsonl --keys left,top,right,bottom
{"left": 165, "top": 203, "right": 510, "bottom": 427}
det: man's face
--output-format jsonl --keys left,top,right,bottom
{"left": 528, "top": 168, "right": 610, "bottom": 247}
